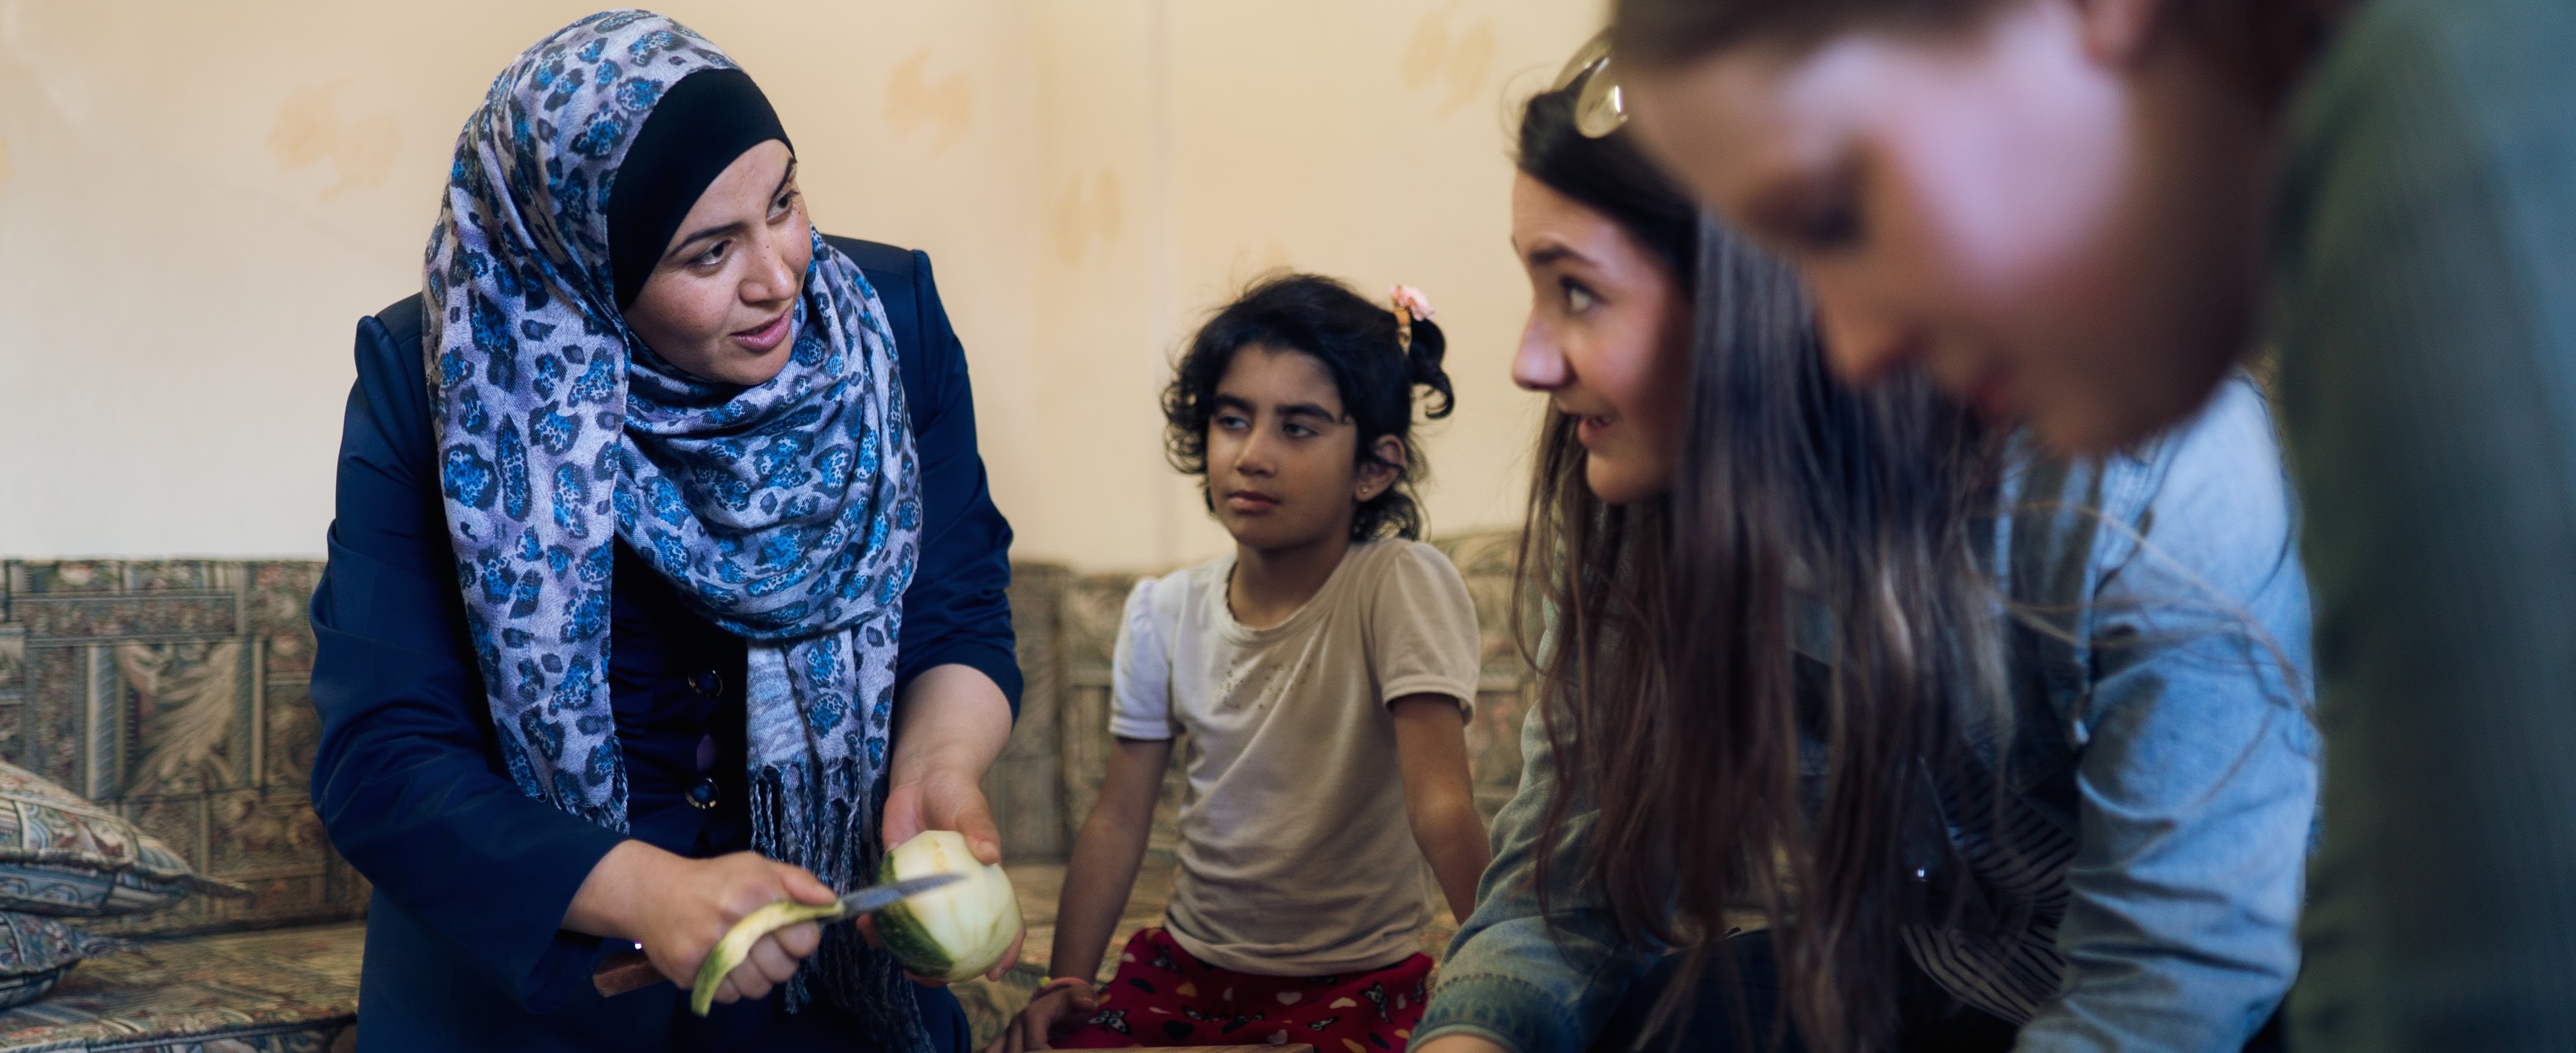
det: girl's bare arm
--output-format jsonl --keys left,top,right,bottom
{"left": 1392, "top": 694, "right": 1490, "bottom": 921}
{"left": 1050, "top": 736, "right": 1176, "bottom": 985}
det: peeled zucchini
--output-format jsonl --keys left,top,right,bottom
{"left": 873, "top": 830, "right": 1022, "bottom": 983}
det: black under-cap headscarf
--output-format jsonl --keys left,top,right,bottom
{"left": 607, "top": 66, "right": 791, "bottom": 308}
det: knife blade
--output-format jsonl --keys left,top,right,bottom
{"left": 591, "top": 872, "right": 966, "bottom": 997}
{"left": 832, "top": 872, "right": 962, "bottom": 917}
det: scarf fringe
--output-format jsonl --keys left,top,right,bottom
{"left": 750, "top": 760, "right": 929, "bottom": 1053}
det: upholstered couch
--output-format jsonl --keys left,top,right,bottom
{"left": 0, "top": 531, "right": 1530, "bottom": 1050}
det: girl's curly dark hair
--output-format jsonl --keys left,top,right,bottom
{"left": 1162, "top": 272, "right": 1456, "bottom": 541}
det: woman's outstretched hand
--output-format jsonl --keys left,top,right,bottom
{"left": 566, "top": 840, "right": 838, "bottom": 1004}
{"left": 882, "top": 763, "right": 1006, "bottom": 869}
{"left": 861, "top": 764, "right": 1027, "bottom": 983}
{"left": 865, "top": 662, "right": 1026, "bottom": 984}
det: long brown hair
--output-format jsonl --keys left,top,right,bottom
{"left": 1514, "top": 77, "right": 2004, "bottom": 1053}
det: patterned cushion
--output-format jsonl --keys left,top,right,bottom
{"left": 0, "top": 921, "right": 356, "bottom": 1051}
{"left": 0, "top": 762, "right": 223, "bottom": 917}
{"left": 0, "top": 913, "right": 125, "bottom": 1012}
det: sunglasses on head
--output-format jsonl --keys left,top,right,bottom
{"left": 1552, "top": 30, "right": 1627, "bottom": 138}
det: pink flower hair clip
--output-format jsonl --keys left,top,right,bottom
{"left": 1391, "top": 285, "right": 1436, "bottom": 353}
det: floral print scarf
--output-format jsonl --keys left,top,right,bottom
{"left": 422, "top": 10, "right": 924, "bottom": 1040}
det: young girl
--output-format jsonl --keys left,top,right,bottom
{"left": 1412, "top": 50, "right": 2315, "bottom": 1053}
{"left": 990, "top": 275, "right": 1490, "bottom": 1052}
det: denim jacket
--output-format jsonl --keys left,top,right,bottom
{"left": 1417, "top": 376, "right": 2318, "bottom": 1053}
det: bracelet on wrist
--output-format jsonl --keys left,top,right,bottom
{"left": 1035, "top": 975, "right": 1093, "bottom": 998}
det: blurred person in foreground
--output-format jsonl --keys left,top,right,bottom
{"left": 1607, "top": 0, "right": 2576, "bottom": 1049}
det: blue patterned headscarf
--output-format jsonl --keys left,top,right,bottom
{"left": 423, "top": 10, "right": 924, "bottom": 1035}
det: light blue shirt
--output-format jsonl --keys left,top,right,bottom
{"left": 1417, "top": 376, "right": 2317, "bottom": 1052}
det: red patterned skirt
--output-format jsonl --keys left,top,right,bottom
{"left": 1050, "top": 927, "right": 1433, "bottom": 1051}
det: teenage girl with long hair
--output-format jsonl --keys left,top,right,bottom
{"left": 1411, "top": 50, "right": 2318, "bottom": 1053}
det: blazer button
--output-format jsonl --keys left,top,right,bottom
{"left": 687, "top": 776, "right": 721, "bottom": 810}
{"left": 688, "top": 669, "right": 724, "bottom": 697}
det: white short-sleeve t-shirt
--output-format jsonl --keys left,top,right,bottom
{"left": 1110, "top": 539, "right": 1481, "bottom": 976}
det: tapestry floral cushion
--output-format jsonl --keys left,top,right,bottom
{"left": 0, "top": 761, "right": 231, "bottom": 916}
{"left": 0, "top": 912, "right": 127, "bottom": 1010}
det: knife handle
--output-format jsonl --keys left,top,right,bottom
{"left": 594, "top": 949, "right": 665, "bottom": 997}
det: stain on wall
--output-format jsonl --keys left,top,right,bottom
{"left": 267, "top": 82, "right": 397, "bottom": 200}
{"left": 4, "top": 1, "right": 1596, "bottom": 567}
{"left": 1050, "top": 167, "right": 1123, "bottom": 267}
{"left": 885, "top": 49, "right": 976, "bottom": 152}
{"left": 1400, "top": 5, "right": 1496, "bottom": 117}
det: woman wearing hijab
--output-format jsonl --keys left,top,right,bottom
{"left": 308, "top": 12, "right": 1020, "bottom": 1052}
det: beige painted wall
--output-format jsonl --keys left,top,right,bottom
{"left": 0, "top": 1, "right": 1595, "bottom": 567}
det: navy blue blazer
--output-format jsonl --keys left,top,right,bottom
{"left": 309, "top": 238, "right": 1016, "bottom": 1052}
